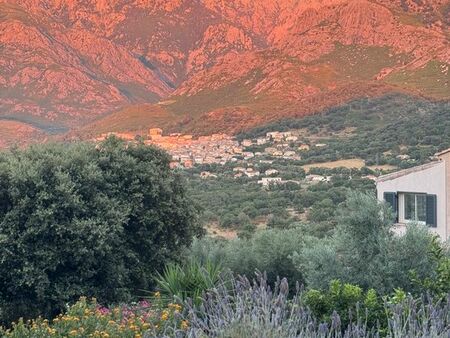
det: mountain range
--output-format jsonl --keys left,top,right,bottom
{"left": 0, "top": 0, "right": 449, "bottom": 145}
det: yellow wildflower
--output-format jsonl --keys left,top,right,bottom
{"left": 160, "top": 310, "right": 169, "bottom": 321}
{"left": 181, "top": 320, "right": 189, "bottom": 330}
{"left": 154, "top": 291, "right": 161, "bottom": 298}
{"left": 168, "top": 303, "right": 182, "bottom": 312}
{"left": 47, "top": 327, "right": 57, "bottom": 335}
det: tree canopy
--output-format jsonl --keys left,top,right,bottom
{"left": 0, "top": 137, "right": 201, "bottom": 323}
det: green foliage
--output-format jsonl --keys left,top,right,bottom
{"left": 298, "top": 192, "right": 392, "bottom": 291}
{"left": 154, "top": 259, "right": 223, "bottom": 304}
{"left": 386, "top": 225, "right": 437, "bottom": 293}
{"left": 238, "top": 94, "right": 450, "bottom": 166}
{"left": 306, "top": 198, "right": 335, "bottom": 223}
{"left": 304, "top": 280, "right": 382, "bottom": 328}
{"left": 185, "top": 166, "right": 374, "bottom": 232}
{"left": 296, "top": 192, "right": 438, "bottom": 293}
{"left": 188, "top": 227, "right": 306, "bottom": 285}
{"left": 411, "top": 236, "right": 450, "bottom": 298}
{"left": 0, "top": 137, "right": 201, "bottom": 324}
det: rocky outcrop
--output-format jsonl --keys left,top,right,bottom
{"left": 0, "top": 0, "right": 448, "bottom": 143}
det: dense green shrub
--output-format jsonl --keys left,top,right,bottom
{"left": 188, "top": 227, "right": 306, "bottom": 285}
{"left": 0, "top": 138, "right": 201, "bottom": 324}
{"left": 304, "top": 280, "right": 382, "bottom": 329}
{"left": 410, "top": 237, "right": 450, "bottom": 298}
{"left": 296, "top": 192, "right": 391, "bottom": 291}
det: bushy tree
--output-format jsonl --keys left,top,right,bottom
{"left": 0, "top": 138, "right": 201, "bottom": 323}
{"left": 296, "top": 192, "right": 437, "bottom": 293}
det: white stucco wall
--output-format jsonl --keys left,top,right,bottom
{"left": 376, "top": 161, "right": 447, "bottom": 239}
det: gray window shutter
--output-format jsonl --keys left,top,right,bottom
{"left": 384, "top": 192, "right": 398, "bottom": 222}
{"left": 426, "top": 194, "right": 437, "bottom": 227}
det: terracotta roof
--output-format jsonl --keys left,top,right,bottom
{"left": 376, "top": 160, "right": 442, "bottom": 183}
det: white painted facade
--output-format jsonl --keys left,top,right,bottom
{"left": 376, "top": 149, "right": 450, "bottom": 240}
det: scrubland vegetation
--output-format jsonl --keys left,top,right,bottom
{"left": 238, "top": 94, "right": 450, "bottom": 166}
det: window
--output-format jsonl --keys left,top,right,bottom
{"left": 404, "top": 193, "right": 427, "bottom": 223}
{"left": 384, "top": 192, "right": 437, "bottom": 227}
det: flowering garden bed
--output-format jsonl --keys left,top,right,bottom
{"left": 0, "top": 295, "right": 188, "bottom": 338}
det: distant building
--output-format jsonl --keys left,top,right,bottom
{"left": 194, "top": 157, "right": 204, "bottom": 164}
{"left": 183, "top": 160, "right": 193, "bottom": 168}
{"left": 258, "top": 177, "right": 282, "bottom": 187}
{"left": 149, "top": 128, "right": 163, "bottom": 136}
{"left": 298, "top": 144, "right": 310, "bottom": 151}
{"left": 200, "top": 171, "right": 217, "bottom": 179}
{"left": 283, "top": 151, "right": 296, "bottom": 157}
{"left": 169, "top": 162, "right": 181, "bottom": 169}
{"left": 243, "top": 152, "right": 255, "bottom": 159}
{"left": 265, "top": 169, "right": 279, "bottom": 176}
{"left": 241, "top": 139, "right": 253, "bottom": 147}
{"left": 233, "top": 147, "right": 243, "bottom": 154}
{"left": 305, "top": 174, "right": 329, "bottom": 182}
{"left": 264, "top": 147, "right": 278, "bottom": 155}
{"left": 266, "top": 132, "right": 284, "bottom": 142}
{"left": 286, "top": 136, "right": 298, "bottom": 142}
{"left": 245, "top": 170, "right": 260, "bottom": 178}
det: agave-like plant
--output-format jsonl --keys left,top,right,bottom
{"left": 154, "top": 259, "right": 225, "bottom": 305}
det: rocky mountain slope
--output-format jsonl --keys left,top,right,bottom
{"left": 0, "top": 0, "right": 449, "bottom": 144}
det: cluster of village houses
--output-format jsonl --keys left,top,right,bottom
{"left": 95, "top": 129, "right": 334, "bottom": 186}
{"left": 95, "top": 129, "right": 316, "bottom": 168}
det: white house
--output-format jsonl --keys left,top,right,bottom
{"left": 258, "top": 177, "right": 282, "bottom": 187}
{"left": 376, "top": 149, "right": 450, "bottom": 240}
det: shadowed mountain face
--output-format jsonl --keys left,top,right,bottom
{"left": 0, "top": 0, "right": 449, "bottom": 142}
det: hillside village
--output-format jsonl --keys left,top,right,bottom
{"left": 94, "top": 128, "right": 345, "bottom": 183}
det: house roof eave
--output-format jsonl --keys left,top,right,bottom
{"left": 376, "top": 160, "right": 442, "bottom": 184}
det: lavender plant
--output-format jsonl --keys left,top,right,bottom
{"left": 152, "top": 274, "right": 450, "bottom": 338}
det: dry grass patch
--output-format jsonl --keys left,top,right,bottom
{"left": 302, "top": 159, "right": 365, "bottom": 172}
{"left": 206, "top": 224, "right": 238, "bottom": 240}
